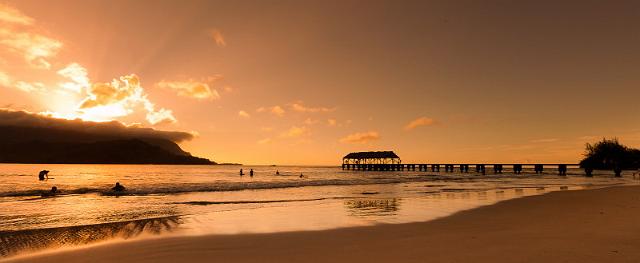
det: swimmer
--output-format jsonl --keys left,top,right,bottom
{"left": 41, "top": 186, "right": 59, "bottom": 197}
{"left": 112, "top": 182, "right": 126, "bottom": 192}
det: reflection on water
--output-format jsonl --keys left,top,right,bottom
{"left": 0, "top": 163, "right": 636, "bottom": 260}
{"left": 344, "top": 198, "right": 401, "bottom": 217}
{"left": 0, "top": 216, "right": 181, "bottom": 258}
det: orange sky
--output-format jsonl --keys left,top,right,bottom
{"left": 0, "top": 0, "right": 639, "bottom": 165}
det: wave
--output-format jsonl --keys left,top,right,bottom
{"left": 171, "top": 197, "right": 351, "bottom": 206}
{"left": 0, "top": 176, "right": 453, "bottom": 198}
{"left": 0, "top": 173, "right": 601, "bottom": 199}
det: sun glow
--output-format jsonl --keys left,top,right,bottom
{"left": 37, "top": 89, "right": 124, "bottom": 123}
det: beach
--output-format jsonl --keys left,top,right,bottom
{"left": 2, "top": 1, "right": 639, "bottom": 262}
{"left": 6, "top": 185, "right": 640, "bottom": 263}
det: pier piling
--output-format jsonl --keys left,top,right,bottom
{"left": 513, "top": 164, "right": 522, "bottom": 174}
{"left": 558, "top": 164, "right": 567, "bottom": 176}
{"left": 584, "top": 167, "right": 593, "bottom": 177}
{"left": 534, "top": 164, "right": 544, "bottom": 174}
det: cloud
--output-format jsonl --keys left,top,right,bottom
{"left": 257, "top": 138, "right": 272, "bottom": 144}
{"left": 258, "top": 105, "right": 285, "bottom": 117}
{"left": 578, "top": 136, "right": 601, "bottom": 142}
{"left": 340, "top": 131, "right": 380, "bottom": 144}
{"left": 0, "top": 71, "right": 47, "bottom": 93}
{"left": 0, "top": 71, "right": 12, "bottom": 86}
{"left": 0, "top": 27, "right": 62, "bottom": 69}
{"left": 530, "top": 138, "right": 559, "bottom": 143}
{"left": 0, "top": 4, "right": 177, "bottom": 126}
{"left": 271, "top": 106, "right": 285, "bottom": 116}
{"left": 156, "top": 79, "right": 220, "bottom": 100}
{"left": 0, "top": 3, "right": 61, "bottom": 69}
{"left": 280, "top": 126, "right": 310, "bottom": 138}
{"left": 327, "top": 119, "right": 337, "bottom": 126}
{"left": 290, "top": 102, "right": 335, "bottom": 113}
{"left": 238, "top": 110, "right": 250, "bottom": 118}
{"left": 0, "top": 109, "right": 193, "bottom": 142}
{"left": 14, "top": 81, "right": 45, "bottom": 92}
{"left": 209, "top": 29, "right": 226, "bottom": 47}
{"left": 0, "top": 3, "right": 33, "bottom": 25}
{"left": 304, "top": 118, "right": 318, "bottom": 125}
{"left": 145, "top": 107, "right": 176, "bottom": 126}
{"left": 77, "top": 74, "right": 176, "bottom": 125}
{"left": 403, "top": 117, "right": 436, "bottom": 131}
{"left": 79, "top": 75, "right": 139, "bottom": 109}
{"left": 57, "top": 63, "right": 90, "bottom": 93}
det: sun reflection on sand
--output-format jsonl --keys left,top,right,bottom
{"left": 0, "top": 216, "right": 181, "bottom": 258}
{"left": 344, "top": 199, "right": 401, "bottom": 217}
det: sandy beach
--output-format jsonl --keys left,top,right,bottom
{"left": 5, "top": 185, "right": 640, "bottom": 263}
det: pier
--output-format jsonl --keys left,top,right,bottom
{"left": 341, "top": 151, "right": 589, "bottom": 176}
{"left": 341, "top": 162, "right": 579, "bottom": 175}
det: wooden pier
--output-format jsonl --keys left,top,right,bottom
{"left": 341, "top": 163, "right": 578, "bottom": 175}
{"left": 342, "top": 151, "right": 593, "bottom": 176}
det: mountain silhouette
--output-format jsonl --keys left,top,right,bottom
{"left": 0, "top": 126, "right": 215, "bottom": 164}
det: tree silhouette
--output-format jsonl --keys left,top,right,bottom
{"left": 579, "top": 138, "right": 640, "bottom": 170}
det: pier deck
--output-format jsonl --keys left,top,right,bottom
{"left": 341, "top": 163, "right": 584, "bottom": 176}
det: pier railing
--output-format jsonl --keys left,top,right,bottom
{"left": 341, "top": 163, "right": 603, "bottom": 176}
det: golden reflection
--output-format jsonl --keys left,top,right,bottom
{"left": 344, "top": 198, "right": 401, "bottom": 217}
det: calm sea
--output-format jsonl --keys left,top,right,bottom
{"left": 0, "top": 164, "right": 636, "bottom": 258}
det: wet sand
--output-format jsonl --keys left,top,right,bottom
{"left": 5, "top": 186, "right": 640, "bottom": 263}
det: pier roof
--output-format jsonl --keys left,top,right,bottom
{"left": 343, "top": 151, "right": 400, "bottom": 159}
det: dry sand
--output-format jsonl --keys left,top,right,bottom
{"left": 6, "top": 186, "right": 640, "bottom": 263}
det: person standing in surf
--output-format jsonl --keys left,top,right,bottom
{"left": 38, "top": 170, "right": 49, "bottom": 181}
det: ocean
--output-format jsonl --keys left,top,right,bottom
{"left": 0, "top": 164, "right": 636, "bottom": 258}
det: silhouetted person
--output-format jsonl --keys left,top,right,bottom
{"left": 240, "top": 169, "right": 244, "bottom": 176}
{"left": 112, "top": 182, "right": 126, "bottom": 192}
{"left": 42, "top": 186, "right": 58, "bottom": 197}
{"left": 276, "top": 170, "right": 280, "bottom": 175}
{"left": 38, "top": 170, "right": 49, "bottom": 181}
{"left": 250, "top": 169, "right": 254, "bottom": 177}
{"left": 300, "top": 173, "right": 304, "bottom": 178}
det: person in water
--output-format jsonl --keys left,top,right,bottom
{"left": 240, "top": 169, "right": 244, "bottom": 176}
{"left": 112, "top": 182, "right": 126, "bottom": 192}
{"left": 42, "top": 186, "right": 58, "bottom": 197}
{"left": 276, "top": 170, "right": 280, "bottom": 175}
{"left": 250, "top": 169, "right": 254, "bottom": 177}
{"left": 38, "top": 170, "right": 49, "bottom": 181}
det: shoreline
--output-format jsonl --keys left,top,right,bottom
{"left": 5, "top": 185, "right": 640, "bottom": 263}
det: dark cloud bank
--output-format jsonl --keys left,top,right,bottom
{"left": 0, "top": 109, "right": 214, "bottom": 164}
{"left": 0, "top": 109, "right": 193, "bottom": 142}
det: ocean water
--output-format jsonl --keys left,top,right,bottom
{"left": 0, "top": 164, "right": 637, "bottom": 258}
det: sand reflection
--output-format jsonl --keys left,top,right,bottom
{"left": 0, "top": 216, "right": 181, "bottom": 258}
{"left": 344, "top": 198, "right": 401, "bottom": 217}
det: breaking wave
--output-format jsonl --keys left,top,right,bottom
{"left": 0, "top": 175, "right": 492, "bottom": 198}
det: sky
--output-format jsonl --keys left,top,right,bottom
{"left": 0, "top": 0, "right": 639, "bottom": 165}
